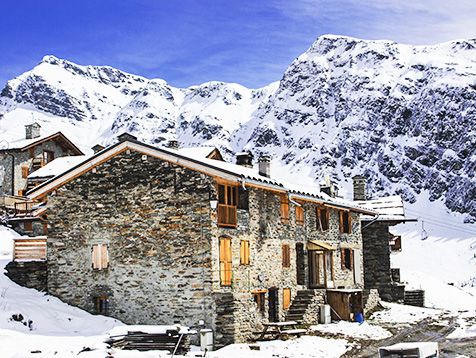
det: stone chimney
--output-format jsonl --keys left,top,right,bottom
{"left": 352, "top": 175, "right": 367, "bottom": 201}
{"left": 92, "top": 144, "right": 105, "bottom": 154}
{"left": 236, "top": 151, "right": 253, "bottom": 168}
{"left": 117, "top": 133, "right": 138, "bottom": 142}
{"left": 25, "top": 122, "right": 41, "bottom": 139}
{"left": 167, "top": 139, "right": 179, "bottom": 149}
{"left": 320, "top": 175, "right": 339, "bottom": 198}
{"left": 258, "top": 155, "right": 271, "bottom": 178}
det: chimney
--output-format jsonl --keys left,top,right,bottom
{"left": 352, "top": 175, "right": 367, "bottom": 201}
{"left": 117, "top": 133, "right": 138, "bottom": 142}
{"left": 320, "top": 175, "right": 339, "bottom": 198}
{"left": 25, "top": 122, "right": 41, "bottom": 139}
{"left": 258, "top": 155, "right": 271, "bottom": 178}
{"left": 236, "top": 151, "right": 253, "bottom": 168}
{"left": 92, "top": 144, "right": 105, "bottom": 154}
{"left": 167, "top": 139, "right": 179, "bottom": 149}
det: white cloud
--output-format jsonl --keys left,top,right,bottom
{"left": 273, "top": 0, "right": 476, "bottom": 44}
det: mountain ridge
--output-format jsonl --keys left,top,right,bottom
{"left": 0, "top": 35, "right": 475, "bottom": 221}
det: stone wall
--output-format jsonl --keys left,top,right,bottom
{"left": 362, "top": 221, "right": 403, "bottom": 302}
{"left": 44, "top": 148, "right": 367, "bottom": 345}
{"left": 301, "top": 290, "right": 326, "bottom": 324}
{"left": 5, "top": 261, "right": 47, "bottom": 292}
{"left": 47, "top": 150, "right": 216, "bottom": 332}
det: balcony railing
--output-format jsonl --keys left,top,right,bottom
{"left": 14, "top": 201, "right": 35, "bottom": 216}
{"left": 217, "top": 204, "right": 237, "bottom": 228}
{"left": 13, "top": 237, "right": 47, "bottom": 261}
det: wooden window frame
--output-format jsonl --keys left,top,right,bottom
{"left": 295, "top": 205, "right": 304, "bottom": 226}
{"left": 339, "top": 210, "right": 352, "bottom": 234}
{"left": 24, "top": 221, "right": 33, "bottom": 232}
{"left": 43, "top": 150, "right": 55, "bottom": 164}
{"left": 282, "top": 243, "right": 291, "bottom": 268}
{"left": 21, "top": 166, "right": 29, "bottom": 179}
{"left": 316, "top": 207, "right": 329, "bottom": 231}
{"left": 283, "top": 288, "right": 291, "bottom": 310}
{"left": 280, "top": 195, "right": 290, "bottom": 224}
{"left": 240, "top": 240, "right": 250, "bottom": 265}
{"left": 92, "top": 244, "right": 109, "bottom": 270}
{"left": 217, "top": 183, "right": 238, "bottom": 228}
{"left": 219, "top": 237, "right": 232, "bottom": 286}
{"left": 341, "top": 248, "right": 354, "bottom": 271}
{"left": 95, "top": 295, "right": 109, "bottom": 315}
{"left": 252, "top": 290, "right": 266, "bottom": 313}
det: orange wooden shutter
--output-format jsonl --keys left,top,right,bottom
{"left": 240, "top": 240, "right": 250, "bottom": 265}
{"left": 101, "top": 245, "right": 109, "bottom": 269}
{"left": 280, "top": 195, "right": 289, "bottom": 223}
{"left": 339, "top": 211, "right": 344, "bottom": 233}
{"left": 350, "top": 249, "right": 354, "bottom": 271}
{"left": 283, "top": 288, "right": 291, "bottom": 310}
{"left": 348, "top": 214, "right": 352, "bottom": 233}
{"left": 92, "top": 245, "right": 100, "bottom": 269}
{"left": 282, "top": 244, "right": 290, "bottom": 267}
{"left": 21, "top": 166, "right": 29, "bottom": 178}
{"left": 341, "top": 248, "right": 346, "bottom": 270}
{"left": 220, "top": 238, "right": 232, "bottom": 285}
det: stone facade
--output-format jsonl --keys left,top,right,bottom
{"left": 42, "top": 147, "right": 368, "bottom": 346}
{"left": 0, "top": 139, "right": 78, "bottom": 196}
{"left": 5, "top": 261, "right": 48, "bottom": 292}
{"left": 361, "top": 222, "right": 404, "bottom": 302}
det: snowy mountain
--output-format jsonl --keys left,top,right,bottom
{"left": 0, "top": 35, "right": 475, "bottom": 221}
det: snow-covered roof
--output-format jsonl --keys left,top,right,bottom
{"left": 355, "top": 195, "right": 412, "bottom": 222}
{"left": 27, "top": 138, "right": 377, "bottom": 215}
{"left": 176, "top": 146, "right": 218, "bottom": 160}
{"left": 28, "top": 156, "right": 89, "bottom": 179}
{"left": 0, "top": 131, "right": 83, "bottom": 154}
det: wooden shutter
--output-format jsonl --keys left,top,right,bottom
{"left": 92, "top": 245, "right": 100, "bottom": 269}
{"left": 340, "top": 248, "right": 346, "bottom": 270}
{"left": 350, "top": 249, "right": 354, "bottom": 271}
{"left": 21, "top": 166, "right": 29, "bottom": 178}
{"left": 296, "top": 206, "right": 304, "bottom": 225}
{"left": 282, "top": 244, "right": 290, "bottom": 268}
{"left": 240, "top": 240, "right": 250, "bottom": 265}
{"left": 348, "top": 213, "right": 352, "bottom": 234}
{"left": 339, "top": 211, "right": 344, "bottom": 233}
{"left": 101, "top": 244, "right": 109, "bottom": 269}
{"left": 280, "top": 195, "right": 289, "bottom": 224}
{"left": 283, "top": 288, "right": 291, "bottom": 310}
{"left": 220, "top": 238, "right": 232, "bottom": 286}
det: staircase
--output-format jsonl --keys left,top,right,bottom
{"left": 285, "top": 289, "right": 315, "bottom": 322}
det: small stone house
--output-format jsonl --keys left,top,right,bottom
{"left": 0, "top": 123, "right": 83, "bottom": 236}
{"left": 353, "top": 175, "right": 416, "bottom": 302}
{"left": 26, "top": 133, "right": 376, "bottom": 345}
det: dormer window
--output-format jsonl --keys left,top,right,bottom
{"left": 43, "top": 150, "right": 55, "bottom": 164}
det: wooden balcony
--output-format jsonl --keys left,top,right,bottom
{"left": 13, "top": 237, "right": 47, "bottom": 261}
{"left": 217, "top": 204, "right": 237, "bottom": 228}
{"left": 14, "top": 201, "right": 35, "bottom": 216}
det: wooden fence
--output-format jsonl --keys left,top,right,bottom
{"left": 13, "top": 236, "right": 47, "bottom": 261}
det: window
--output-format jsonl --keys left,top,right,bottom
{"left": 341, "top": 248, "right": 353, "bottom": 270}
{"left": 237, "top": 187, "right": 249, "bottom": 210}
{"left": 316, "top": 207, "right": 329, "bottom": 231}
{"left": 240, "top": 240, "right": 250, "bottom": 265}
{"left": 339, "top": 211, "right": 352, "bottom": 234}
{"left": 219, "top": 237, "right": 232, "bottom": 286}
{"left": 283, "top": 288, "right": 291, "bottom": 310}
{"left": 92, "top": 244, "right": 109, "bottom": 270}
{"left": 29, "top": 147, "right": 35, "bottom": 158}
{"left": 280, "top": 195, "right": 289, "bottom": 224}
{"left": 17, "top": 190, "right": 25, "bottom": 196}
{"left": 295, "top": 205, "right": 304, "bottom": 226}
{"left": 282, "top": 243, "right": 291, "bottom": 268}
{"left": 217, "top": 184, "right": 238, "bottom": 227}
{"left": 295, "top": 243, "right": 305, "bottom": 285}
{"left": 252, "top": 290, "right": 266, "bottom": 313}
{"left": 43, "top": 150, "right": 55, "bottom": 164}
{"left": 95, "top": 295, "right": 109, "bottom": 315}
{"left": 24, "top": 221, "right": 33, "bottom": 232}
{"left": 21, "top": 166, "right": 29, "bottom": 179}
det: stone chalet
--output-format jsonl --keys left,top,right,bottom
{"left": 22, "top": 133, "right": 379, "bottom": 345}
{"left": 0, "top": 123, "right": 83, "bottom": 236}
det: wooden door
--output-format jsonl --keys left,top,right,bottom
{"left": 308, "top": 251, "right": 325, "bottom": 288}
{"left": 268, "top": 287, "right": 279, "bottom": 322}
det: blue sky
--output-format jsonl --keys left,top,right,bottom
{"left": 1, "top": 0, "right": 475, "bottom": 88}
